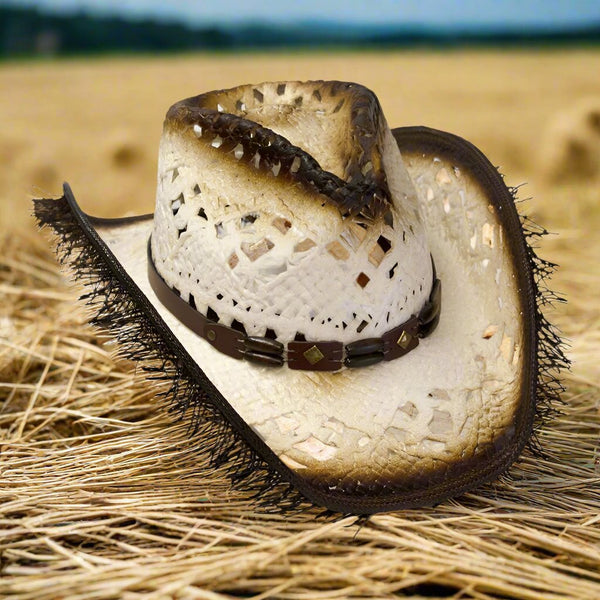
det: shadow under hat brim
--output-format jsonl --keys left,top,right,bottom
{"left": 35, "top": 127, "right": 538, "bottom": 514}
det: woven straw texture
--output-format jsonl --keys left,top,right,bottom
{"left": 2, "top": 50, "right": 600, "bottom": 599}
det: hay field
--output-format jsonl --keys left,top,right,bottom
{"left": 1, "top": 49, "right": 600, "bottom": 599}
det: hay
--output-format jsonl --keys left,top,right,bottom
{"left": 1, "top": 200, "right": 599, "bottom": 600}
{"left": 2, "top": 50, "right": 600, "bottom": 600}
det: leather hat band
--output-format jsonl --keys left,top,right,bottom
{"left": 147, "top": 238, "right": 441, "bottom": 371}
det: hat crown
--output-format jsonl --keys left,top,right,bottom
{"left": 150, "top": 81, "right": 433, "bottom": 344}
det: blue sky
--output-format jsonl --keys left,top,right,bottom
{"left": 12, "top": 0, "right": 600, "bottom": 28}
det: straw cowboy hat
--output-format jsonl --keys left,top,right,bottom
{"left": 34, "top": 81, "right": 565, "bottom": 514}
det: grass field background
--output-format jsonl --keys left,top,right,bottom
{"left": 1, "top": 49, "right": 599, "bottom": 599}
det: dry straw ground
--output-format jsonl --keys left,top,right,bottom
{"left": 1, "top": 50, "right": 599, "bottom": 599}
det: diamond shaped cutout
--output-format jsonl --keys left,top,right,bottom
{"left": 171, "top": 193, "right": 184, "bottom": 216}
{"left": 294, "top": 238, "right": 316, "bottom": 253}
{"left": 377, "top": 235, "right": 392, "bottom": 253}
{"left": 339, "top": 223, "right": 367, "bottom": 251}
{"left": 272, "top": 217, "right": 292, "bottom": 234}
{"left": 241, "top": 238, "right": 274, "bottom": 261}
{"left": 327, "top": 240, "right": 350, "bottom": 261}
{"left": 303, "top": 345, "right": 325, "bottom": 365}
{"left": 368, "top": 245, "right": 385, "bottom": 267}
{"left": 356, "top": 272, "right": 370, "bottom": 288}
{"left": 227, "top": 252, "right": 239, "bottom": 269}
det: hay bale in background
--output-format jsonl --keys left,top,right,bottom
{"left": 104, "top": 128, "right": 145, "bottom": 169}
{"left": 538, "top": 97, "right": 600, "bottom": 183}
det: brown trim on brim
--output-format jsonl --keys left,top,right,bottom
{"left": 88, "top": 213, "right": 154, "bottom": 228}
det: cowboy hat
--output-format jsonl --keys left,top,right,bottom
{"left": 34, "top": 80, "right": 565, "bottom": 514}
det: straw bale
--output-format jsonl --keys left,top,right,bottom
{"left": 538, "top": 97, "right": 600, "bottom": 183}
{"left": 104, "top": 129, "right": 145, "bottom": 169}
{"left": 1, "top": 202, "right": 599, "bottom": 600}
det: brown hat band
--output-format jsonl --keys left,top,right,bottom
{"left": 147, "top": 238, "right": 441, "bottom": 371}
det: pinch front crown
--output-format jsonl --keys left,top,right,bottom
{"left": 150, "top": 81, "right": 433, "bottom": 346}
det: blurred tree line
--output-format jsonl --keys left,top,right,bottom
{"left": 1, "top": 5, "right": 599, "bottom": 58}
{"left": 1, "top": 6, "right": 232, "bottom": 56}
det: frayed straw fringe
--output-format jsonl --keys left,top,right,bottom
{"left": 516, "top": 191, "right": 570, "bottom": 450}
{"left": 31, "top": 195, "right": 312, "bottom": 514}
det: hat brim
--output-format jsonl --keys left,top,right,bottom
{"left": 35, "top": 126, "right": 541, "bottom": 514}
